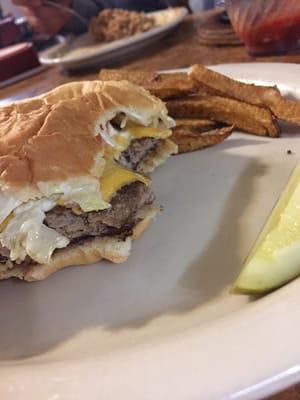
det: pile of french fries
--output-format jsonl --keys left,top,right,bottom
{"left": 99, "top": 65, "right": 300, "bottom": 153}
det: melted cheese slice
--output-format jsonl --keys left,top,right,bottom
{"left": 127, "top": 125, "right": 171, "bottom": 140}
{"left": 105, "top": 125, "right": 172, "bottom": 160}
{"left": 55, "top": 161, "right": 150, "bottom": 214}
{"left": 100, "top": 161, "right": 149, "bottom": 202}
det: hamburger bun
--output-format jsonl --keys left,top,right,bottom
{"left": 0, "top": 80, "right": 174, "bottom": 200}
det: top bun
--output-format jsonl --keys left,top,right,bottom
{"left": 0, "top": 80, "right": 172, "bottom": 198}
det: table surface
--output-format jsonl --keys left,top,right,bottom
{"left": 1, "top": 8, "right": 300, "bottom": 399}
{"left": 2, "top": 8, "right": 300, "bottom": 105}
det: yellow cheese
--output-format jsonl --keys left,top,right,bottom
{"left": 104, "top": 133, "right": 131, "bottom": 159}
{"left": 127, "top": 126, "right": 171, "bottom": 140}
{"left": 57, "top": 199, "right": 83, "bottom": 215}
{"left": 100, "top": 161, "right": 149, "bottom": 202}
{"left": 54, "top": 162, "right": 149, "bottom": 212}
{"left": 104, "top": 125, "right": 172, "bottom": 160}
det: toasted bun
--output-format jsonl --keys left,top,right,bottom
{"left": 0, "top": 81, "right": 173, "bottom": 198}
{"left": 0, "top": 207, "right": 156, "bottom": 281}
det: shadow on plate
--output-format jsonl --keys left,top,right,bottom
{"left": 178, "top": 159, "right": 267, "bottom": 300}
{"left": 279, "top": 121, "right": 300, "bottom": 136}
{"left": 220, "top": 137, "right": 268, "bottom": 150}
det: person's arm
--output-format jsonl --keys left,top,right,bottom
{"left": 11, "top": 0, "right": 104, "bottom": 35}
{"left": 65, "top": 0, "right": 104, "bottom": 34}
{"left": 11, "top": 0, "right": 72, "bottom": 35}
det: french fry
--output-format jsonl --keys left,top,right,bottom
{"left": 167, "top": 95, "right": 280, "bottom": 137}
{"left": 171, "top": 125, "right": 234, "bottom": 153}
{"left": 99, "top": 69, "right": 198, "bottom": 99}
{"left": 261, "top": 92, "right": 300, "bottom": 126}
{"left": 190, "top": 64, "right": 280, "bottom": 106}
{"left": 190, "top": 64, "right": 300, "bottom": 126}
{"left": 175, "top": 118, "right": 219, "bottom": 132}
{"left": 99, "top": 68, "right": 156, "bottom": 85}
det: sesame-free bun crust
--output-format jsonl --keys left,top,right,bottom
{"left": 0, "top": 208, "right": 155, "bottom": 281}
{"left": 0, "top": 81, "right": 172, "bottom": 195}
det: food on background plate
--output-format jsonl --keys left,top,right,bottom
{"left": 233, "top": 163, "right": 300, "bottom": 294}
{"left": 0, "top": 80, "right": 175, "bottom": 281}
{"left": 90, "top": 9, "right": 155, "bottom": 43}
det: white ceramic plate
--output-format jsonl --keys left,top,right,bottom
{"left": 39, "top": 7, "right": 188, "bottom": 71}
{"left": 1, "top": 63, "right": 300, "bottom": 399}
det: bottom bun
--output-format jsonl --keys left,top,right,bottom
{"left": 0, "top": 207, "right": 156, "bottom": 282}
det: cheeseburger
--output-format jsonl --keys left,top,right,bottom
{"left": 0, "top": 80, "right": 176, "bottom": 281}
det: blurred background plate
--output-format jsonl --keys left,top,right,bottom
{"left": 38, "top": 7, "right": 188, "bottom": 71}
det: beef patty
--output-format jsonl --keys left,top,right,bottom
{"left": 45, "top": 181, "right": 154, "bottom": 241}
{"left": 0, "top": 182, "right": 154, "bottom": 266}
{"left": 118, "top": 137, "right": 161, "bottom": 170}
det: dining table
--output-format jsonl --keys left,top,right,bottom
{"left": 1, "top": 7, "right": 300, "bottom": 400}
